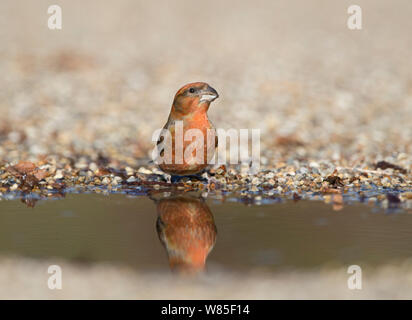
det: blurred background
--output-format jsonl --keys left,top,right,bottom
{"left": 0, "top": 0, "right": 411, "bottom": 167}
{"left": 0, "top": 0, "right": 411, "bottom": 299}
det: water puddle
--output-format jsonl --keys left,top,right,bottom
{"left": 0, "top": 194, "right": 411, "bottom": 274}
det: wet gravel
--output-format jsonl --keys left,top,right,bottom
{"left": 0, "top": 0, "right": 411, "bottom": 210}
{"left": 0, "top": 159, "right": 410, "bottom": 211}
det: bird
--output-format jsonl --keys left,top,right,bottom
{"left": 155, "top": 82, "right": 219, "bottom": 179}
{"left": 155, "top": 195, "right": 217, "bottom": 273}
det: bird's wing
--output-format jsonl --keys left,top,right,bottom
{"left": 156, "top": 135, "right": 165, "bottom": 157}
{"left": 155, "top": 119, "right": 175, "bottom": 159}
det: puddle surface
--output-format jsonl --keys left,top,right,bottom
{"left": 0, "top": 194, "right": 412, "bottom": 274}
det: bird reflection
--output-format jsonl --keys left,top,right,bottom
{"left": 155, "top": 195, "right": 217, "bottom": 274}
{"left": 21, "top": 196, "right": 38, "bottom": 208}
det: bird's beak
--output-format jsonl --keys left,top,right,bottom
{"left": 200, "top": 85, "right": 219, "bottom": 103}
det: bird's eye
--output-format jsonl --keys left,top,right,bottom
{"left": 189, "top": 88, "right": 195, "bottom": 93}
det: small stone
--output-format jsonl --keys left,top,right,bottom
{"left": 125, "top": 167, "right": 134, "bottom": 176}
{"left": 251, "top": 177, "right": 260, "bottom": 185}
{"left": 75, "top": 162, "right": 88, "bottom": 170}
{"left": 112, "top": 176, "right": 123, "bottom": 185}
{"left": 250, "top": 185, "right": 259, "bottom": 192}
{"left": 265, "top": 172, "right": 275, "bottom": 179}
{"left": 89, "top": 162, "right": 98, "bottom": 172}
{"left": 54, "top": 170, "right": 64, "bottom": 180}
{"left": 127, "top": 176, "right": 137, "bottom": 183}
{"left": 298, "top": 167, "right": 309, "bottom": 174}
{"left": 137, "top": 167, "right": 152, "bottom": 175}
{"left": 309, "top": 162, "right": 319, "bottom": 168}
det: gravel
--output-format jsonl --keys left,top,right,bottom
{"left": 0, "top": 0, "right": 410, "bottom": 209}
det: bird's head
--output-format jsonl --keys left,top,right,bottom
{"left": 170, "top": 82, "right": 219, "bottom": 118}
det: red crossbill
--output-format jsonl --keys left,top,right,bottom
{"left": 156, "top": 82, "right": 219, "bottom": 177}
{"left": 156, "top": 196, "right": 217, "bottom": 274}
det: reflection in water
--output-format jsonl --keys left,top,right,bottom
{"left": 21, "top": 196, "right": 38, "bottom": 208}
{"left": 155, "top": 196, "right": 217, "bottom": 273}
{"left": 20, "top": 193, "right": 65, "bottom": 208}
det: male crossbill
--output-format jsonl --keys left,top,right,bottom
{"left": 156, "top": 82, "right": 219, "bottom": 177}
{"left": 156, "top": 196, "right": 217, "bottom": 273}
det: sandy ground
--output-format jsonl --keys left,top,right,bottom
{"left": 0, "top": 0, "right": 411, "bottom": 166}
{"left": 0, "top": 0, "right": 410, "bottom": 205}
{"left": 1, "top": 256, "right": 412, "bottom": 299}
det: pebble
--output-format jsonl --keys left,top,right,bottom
{"left": 54, "top": 170, "right": 64, "bottom": 180}
{"left": 125, "top": 167, "right": 134, "bottom": 176}
{"left": 112, "top": 176, "right": 123, "bottom": 185}
{"left": 89, "top": 163, "right": 98, "bottom": 172}
{"left": 127, "top": 176, "right": 137, "bottom": 183}
{"left": 137, "top": 167, "right": 152, "bottom": 175}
